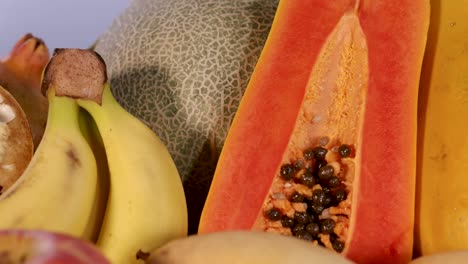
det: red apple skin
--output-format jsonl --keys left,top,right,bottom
{"left": 0, "top": 229, "right": 110, "bottom": 263}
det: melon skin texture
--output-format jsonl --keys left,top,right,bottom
{"left": 93, "top": 0, "right": 278, "bottom": 233}
{"left": 198, "top": 1, "right": 429, "bottom": 264}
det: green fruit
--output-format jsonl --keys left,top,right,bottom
{"left": 93, "top": 0, "right": 279, "bottom": 233}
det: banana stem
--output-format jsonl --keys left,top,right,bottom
{"left": 41, "top": 49, "right": 106, "bottom": 105}
{"left": 43, "top": 88, "right": 81, "bottom": 135}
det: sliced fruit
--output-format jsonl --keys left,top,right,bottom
{"left": 0, "top": 85, "right": 33, "bottom": 193}
{"left": 199, "top": 1, "right": 429, "bottom": 264}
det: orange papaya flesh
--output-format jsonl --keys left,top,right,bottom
{"left": 199, "top": 1, "right": 429, "bottom": 264}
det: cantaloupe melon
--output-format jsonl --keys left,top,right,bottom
{"left": 93, "top": 0, "right": 279, "bottom": 233}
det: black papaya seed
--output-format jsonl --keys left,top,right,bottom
{"left": 304, "top": 149, "right": 315, "bottom": 160}
{"left": 281, "top": 216, "right": 295, "bottom": 228}
{"left": 313, "top": 146, "right": 328, "bottom": 160}
{"left": 318, "top": 165, "right": 334, "bottom": 180}
{"left": 293, "top": 223, "right": 306, "bottom": 234}
{"left": 333, "top": 239, "right": 345, "bottom": 253}
{"left": 306, "top": 222, "right": 320, "bottom": 237}
{"left": 290, "top": 192, "right": 305, "bottom": 203}
{"left": 296, "top": 230, "right": 314, "bottom": 241}
{"left": 280, "top": 164, "right": 295, "bottom": 181}
{"left": 338, "top": 144, "right": 352, "bottom": 158}
{"left": 299, "top": 171, "right": 315, "bottom": 187}
{"left": 294, "top": 212, "right": 310, "bottom": 224}
{"left": 328, "top": 176, "right": 341, "bottom": 188}
{"left": 267, "top": 208, "right": 282, "bottom": 221}
{"left": 320, "top": 218, "right": 335, "bottom": 234}
{"left": 311, "top": 189, "right": 326, "bottom": 205}
{"left": 310, "top": 203, "right": 325, "bottom": 215}
{"left": 333, "top": 188, "right": 347, "bottom": 204}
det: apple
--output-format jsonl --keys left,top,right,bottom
{"left": 0, "top": 229, "right": 110, "bottom": 263}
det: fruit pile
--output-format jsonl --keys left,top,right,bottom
{"left": 0, "top": 0, "right": 467, "bottom": 263}
{"left": 0, "top": 48, "right": 187, "bottom": 263}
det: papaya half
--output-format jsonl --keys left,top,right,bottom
{"left": 415, "top": 0, "right": 468, "bottom": 256}
{"left": 199, "top": 1, "right": 429, "bottom": 264}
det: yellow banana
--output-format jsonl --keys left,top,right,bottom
{"left": 415, "top": 0, "right": 468, "bottom": 256}
{"left": 0, "top": 87, "right": 99, "bottom": 240}
{"left": 78, "top": 109, "right": 110, "bottom": 243}
{"left": 410, "top": 251, "right": 468, "bottom": 264}
{"left": 144, "top": 231, "right": 354, "bottom": 264}
{"left": 42, "top": 48, "right": 188, "bottom": 264}
{"left": 78, "top": 84, "right": 188, "bottom": 263}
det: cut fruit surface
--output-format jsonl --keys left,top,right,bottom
{"left": 0, "top": 85, "right": 34, "bottom": 194}
{"left": 199, "top": 1, "right": 429, "bottom": 264}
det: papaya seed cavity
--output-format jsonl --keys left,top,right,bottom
{"left": 253, "top": 11, "right": 367, "bottom": 254}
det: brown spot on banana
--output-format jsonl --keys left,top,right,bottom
{"left": 136, "top": 250, "right": 151, "bottom": 261}
{"left": 66, "top": 146, "right": 81, "bottom": 168}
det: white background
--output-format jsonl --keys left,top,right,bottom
{"left": 0, "top": 0, "right": 130, "bottom": 57}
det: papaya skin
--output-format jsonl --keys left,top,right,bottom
{"left": 199, "top": 1, "right": 429, "bottom": 264}
{"left": 415, "top": 0, "right": 468, "bottom": 256}
{"left": 0, "top": 33, "right": 50, "bottom": 148}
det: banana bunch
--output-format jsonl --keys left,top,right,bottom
{"left": 0, "top": 48, "right": 188, "bottom": 264}
{"left": 0, "top": 86, "right": 99, "bottom": 239}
